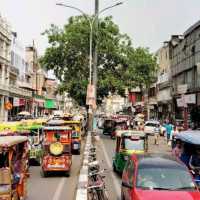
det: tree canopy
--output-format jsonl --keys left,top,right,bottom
{"left": 41, "top": 15, "right": 157, "bottom": 105}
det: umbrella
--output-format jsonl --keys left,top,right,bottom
{"left": 136, "top": 113, "right": 144, "bottom": 118}
{"left": 17, "top": 111, "right": 31, "bottom": 116}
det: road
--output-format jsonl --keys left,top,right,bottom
{"left": 96, "top": 132, "right": 171, "bottom": 200}
{"left": 27, "top": 133, "right": 171, "bottom": 200}
{"left": 27, "top": 143, "right": 85, "bottom": 200}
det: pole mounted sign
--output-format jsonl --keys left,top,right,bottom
{"left": 86, "top": 84, "right": 96, "bottom": 109}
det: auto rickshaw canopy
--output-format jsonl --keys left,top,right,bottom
{"left": 116, "top": 130, "right": 146, "bottom": 138}
{"left": 46, "top": 119, "right": 66, "bottom": 126}
{"left": 175, "top": 131, "right": 200, "bottom": 145}
{"left": 0, "top": 136, "right": 28, "bottom": 148}
{"left": 43, "top": 126, "right": 72, "bottom": 131}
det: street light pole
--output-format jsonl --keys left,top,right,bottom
{"left": 56, "top": 2, "right": 123, "bottom": 131}
{"left": 93, "top": 0, "right": 99, "bottom": 104}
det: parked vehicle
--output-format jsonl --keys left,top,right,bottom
{"left": 0, "top": 136, "right": 29, "bottom": 200}
{"left": 64, "top": 120, "right": 82, "bottom": 154}
{"left": 144, "top": 120, "right": 166, "bottom": 136}
{"left": 113, "top": 130, "right": 148, "bottom": 174}
{"left": 103, "top": 119, "right": 116, "bottom": 136}
{"left": 121, "top": 154, "right": 200, "bottom": 200}
{"left": 41, "top": 126, "right": 72, "bottom": 177}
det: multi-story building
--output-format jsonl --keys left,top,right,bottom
{"left": 156, "top": 41, "right": 173, "bottom": 121}
{"left": 170, "top": 21, "right": 200, "bottom": 127}
{"left": 44, "top": 78, "right": 58, "bottom": 115}
{"left": 0, "top": 15, "right": 32, "bottom": 121}
{"left": 25, "top": 45, "right": 46, "bottom": 117}
{"left": 0, "top": 15, "right": 11, "bottom": 121}
{"left": 9, "top": 32, "right": 33, "bottom": 118}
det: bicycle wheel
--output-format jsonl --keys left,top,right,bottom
{"left": 88, "top": 189, "right": 99, "bottom": 200}
{"left": 97, "top": 189, "right": 108, "bottom": 200}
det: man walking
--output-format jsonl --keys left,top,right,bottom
{"left": 164, "top": 120, "right": 173, "bottom": 145}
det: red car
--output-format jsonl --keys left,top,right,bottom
{"left": 121, "top": 154, "right": 200, "bottom": 200}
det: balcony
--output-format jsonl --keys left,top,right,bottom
{"left": 9, "top": 66, "right": 19, "bottom": 76}
{"left": 0, "top": 24, "right": 11, "bottom": 40}
{"left": 17, "top": 81, "right": 33, "bottom": 90}
{"left": 0, "top": 83, "right": 32, "bottom": 97}
{"left": 9, "top": 85, "right": 32, "bottom": 97}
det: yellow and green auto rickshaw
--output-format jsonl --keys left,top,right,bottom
{"left": 0, "top": 136, "right": 29, "bottom": 200}
{"left": 0, "top": 122, "right": 20, "bottom": 132}
{"left": 17, "top": 120, "right": 44, "bottom": 165}
{"left": 64, "top": 121, "right": 82, "bottom": 154}
{"left": 112, "top": 130, "right": 148, "bottom": 174}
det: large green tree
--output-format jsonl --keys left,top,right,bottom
{"left": 41, "top": 15, "right": 157, "bottom": 105}
{"left": 124, "top": 47, "right": 158, "bottom": 92}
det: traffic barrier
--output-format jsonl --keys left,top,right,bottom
{"left": 75, "top": 131, "right": 91, "bottom": 200}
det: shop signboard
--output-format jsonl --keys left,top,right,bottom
{"left": 86, "top": 84, "right": 95, "bottom": 107}
{"left": 177, "top": 94, "right": 196, "bottom": 107}
{"left": 13, "top": 97, "right": 19, "bottom": 107}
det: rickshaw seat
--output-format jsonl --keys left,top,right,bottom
{"left": 0, "top": 168, "right": 11, "bottom": 185}
{"left": 0, "top": 168, "right": 11, "bottom": 195}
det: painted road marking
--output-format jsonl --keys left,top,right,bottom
{"left": 100, "top": 139, "right": 121, "bottom": 198}
{"left": 52, "top": 178, "right": 66, "bottom": 200}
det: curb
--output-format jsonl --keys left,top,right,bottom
{"left": 75, "top": 131, "right": 91, "bottom": 200}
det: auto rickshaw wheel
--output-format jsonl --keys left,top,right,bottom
{"left": 65, "top": 171, "right": 70, "bottom": 177}
{"left": 38, "top": 157, "right": 42, "bottom": 166}
{"left": 113, "top": 163, "right": 117, "bottom": 173}
{"left": 41, "top": 170, "right": 48, "bottom": 177}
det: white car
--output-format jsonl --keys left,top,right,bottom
{"left": 144, "top": 120, "right": 166, "bottom": 136}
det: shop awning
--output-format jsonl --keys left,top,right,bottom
{"left": 44, "top": 99, "right": 57, "bottom": 109}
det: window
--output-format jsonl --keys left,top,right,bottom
{"left": 136, "top": 166, "right": 195, "bottom": 190}
{"left": 124, "top": 138, "right": 144, "bottom": 151}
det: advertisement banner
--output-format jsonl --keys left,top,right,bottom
{"left": 86, "top": 84, "right": 95, "bottom": 105}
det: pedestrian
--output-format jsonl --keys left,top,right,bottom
{"left": 164, "top": 120, "right": 173, "bottom": 145}
{"left": 154, "top": 124, "right": 160, "bottom": 145}
{"left": 172, "top": 140, "right": 183, "bottom": 160}
{"left": 171, "top": 126, "right": 179, "bottom": 148}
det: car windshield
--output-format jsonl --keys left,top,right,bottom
{"left": 137, "top": 167, "right": 195, "bottom": 190}
{"left": 124, "top": 138, "right": 144, "bottom": 150}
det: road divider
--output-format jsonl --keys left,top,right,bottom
{"left": 75, "top": 131, "right": 91, "bottom": 200}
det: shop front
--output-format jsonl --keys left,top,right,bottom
{"left": 157, "top": 88, "right": 172, "bottom": 121}
{"left": 175, "top": 93, "right": 196, "bottom": 129}
{"left": 8, "top": 97, "right": 32, "bottom": 120}
{"left": 44, "top": 99, "right": 57, "bottom": 115}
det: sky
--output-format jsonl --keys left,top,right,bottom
{"left": 1, "top": 0, "right": 200, "bottom": 56}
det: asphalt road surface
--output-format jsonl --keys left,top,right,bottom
{"left": 27, "top": 143, "right": 85, "bottom": 200}
{"left": 97, "top": 132, "right": 171, "bottom": 200}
